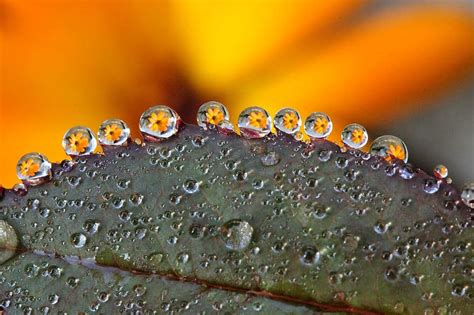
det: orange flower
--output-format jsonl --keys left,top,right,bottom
{"left": 282, "top": 112, "right": 298, "bottom": 130}
{"left": 205, "top": 107, "right": 225, "bottom": 125}
{"left": 248, "top": 111, "right": 267, "bottom": 129}
{"left": 104, "top": 124, "right": 122, "bottom": 142}
{"left": 386, "top": 144, "right": 405, "bottom": 161}
{"left": 314, "top": 117, "right": 329, "bottom": 134}
{"left": 20, "top": 159, "right": 40, "bottom": 177}
{"left": 148, "top": 111, "right": 170, "bottom": 132}
{"left": 68, "top": 132, "right": 89, "bottom": 154}
{"left": 351, "top": 129, "right": 365, "bottom": 144}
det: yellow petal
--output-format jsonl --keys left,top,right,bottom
{"left": 227, "top": 7, "right": 474, "bottom": 137}
{"left": 171, "top": 0, "right": 367, "bottom": 92}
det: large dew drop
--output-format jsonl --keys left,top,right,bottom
{"left": 304, "top": 112, "right": 333, "bottom": 139}
{"left": 62, "top": 126, "right": 97, "bottom": 156}
{"left": 0, "top": 220, "right": 18, "bottom": 264}
{"left": 197, "top": 101, "right": 229, "bottom": 129}
{"left": 97, "top": 118, "right": 130, "bottom": 146}
{"left": 273, "top": 108, "right": 301, "bottom": 135}
{"left": 237, "top": 107, "right": 272, "bottom": 139}
{"left": 341, "top": 123, "right": 368, "bottom": 149}
{"left": 16, "top": 152, "right": 52, "bottom": 186}
{"left": 220, "top": 219, "right": 254, "bottom": 251}
{"left": 369, "top": 135, "right": 408, "bottom": 163}
{"left": 461, "top": 183, "right": 474, "bottom": 209}
{"left": 139, "top": 105, "right": 181, "bottom": 140}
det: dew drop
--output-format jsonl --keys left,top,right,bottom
{"left": 274, "top": 108, "right": 301, "bottom": 134}
{"left": 16, "top": 152, "right": 52, "bottom": 185}
{"left": 261, "top": 151, "right": 280, "bottom": 166}
{"left": 139, "top": 105, "right": 181, "bottom": 140}
{"left": 183, "top": 179, "right": 200, "bottom": 194}
{"left": 197, "top": 101, "right": 229, "bottom": 129}
{"left": 217, "top": 119, "right": 235, "bottom": 134}
{"left": 304, "top": 112, "right": 332, "bottom": 139}
{"left": 0, "top": 220, "right": 18, "bottom": 264}
{"left": 369, "top": 135, "right": 408, "bottom": 163}
{"left": 300, "top": 246, "right": 320, "bottom": 265}
{"left": 461, "top": 183, "right": 474, "bottom": 209}
{"left": 237, "top": 107, "right": 272, "bottom": 139}
{"left": 423, "top": 178, "right": 440, "bottom": 194}
{"left": 97, "top": 118, "right": 130, "bottom": 146}
{"left": 70, "top": 232, "right": 87, "bottom": 248}
{"left": 341, "top": 123, "right": 368, "bottom": 149}
{"left": 221, "top": 219, "right": 254, "bottom": 251}
{"left": 433, "top": 164, "right": 448, "bottom": 179}
{"left": 62, "top": 126, "right": 97, "bottom": 156}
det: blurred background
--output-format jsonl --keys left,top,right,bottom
{"left": 0, "top": 0, "right": 473, "bottom": 189}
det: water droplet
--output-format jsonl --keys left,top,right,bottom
{"left": 62, "top": 126, "right": 97, "bottom": 156}
{"left": 16, "top": 152, "right": 52, "bottom": 185}
{"left": 341, "top": 123, "right": 368, "bottom": 149}
{"left": 0, "top": 220, "right": 18, "bottom": 264}
{"left": 300, "top": 246, "right": 320, "bottom": 265}
{"left": 261, "top": 151, "right": 280, "bottom": 166}
{"left": 197, "top": 101, "right": 229, "bottom": 129}
{"left": 139, "top": 105, "right": 181, "bottom": 140}
{"left": 97, "top": 118, "right": 130, "bottom": 146}
{"left": 221, "top": 219, "right": 254, "bottom": 251}
{"left": 183, "top": 179, "right": 200, "bottom": 194}
{"left": 461, "top": 183, "right": 474, "bottom": 209}
{"left": 274, "top": 108, "right": 301, "bottom": 134}
{"left": 423, "top": 178, "right": 440, "bottom": 194}
{"left": 83, "top": 220, "right": 100, "bottom": 235}
{"left": 70, "top": 232, "right": 87, "bottom": 248}
{"left": 369, "top": 135, "right": 408, "bottom": 163}
{"left": 217, "top": 119, "right": 235, "bottom": 134}
{"left": 433, "top": 164, "right": 448, "bottom": 179}
{"left": 237, "top": 107, "right": 272, "bottom": 138}
{"left": 304, "top": 112, "right": 332, "bottom": 139}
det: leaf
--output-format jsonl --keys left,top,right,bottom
{"left": 0, "top": 124, "right": 471, "bottom": 314}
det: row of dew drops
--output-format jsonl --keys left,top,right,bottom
{"left": 11, "top": 101, "right": 473, "bottom": 208}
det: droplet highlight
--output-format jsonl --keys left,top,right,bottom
{"left": 237, "top": 107, "right": 271, "bottom": 139}
{"left": 433, "top": 164, "right": 448, "bottom": 179}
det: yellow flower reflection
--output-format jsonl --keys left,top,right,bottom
{"left": 20, "top": 159, "right": 40, "bottom": 177}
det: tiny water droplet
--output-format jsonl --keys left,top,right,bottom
{"left": 139, "top": 105, "right": 181, "bottom": 140}
{"left": 300, "top": 246, "right": 320, "bottom": 265}
{"left": 461, "top": 183, "right": 474, "bottom": 209}
{"left": 0, "top": 220, "right": 18, "bottom": 264}
{"left": 238, "top": 107, "right": 272, "bottom": 138}
{"left": 197, "top": 101, "right": 229, "bottom": 129}
{"left": 221, "top": 219, "right": 254, "bottom": 251}
{"left": 97, "top": 118, "right": 130, "bottom": 146}
{"left": 369, "top": 135, "right": 408, "bottom": 163}
{"left": 341, "top": 123, "right": 368, "bottom": 149}
{"left": 70, "top": 232, "right": 87, "bottom": 248}
{"left": 304, "top": 112, "right": 332, "bottom": 139}
{"left": 62, "top": 126, "right": 97, "bottom": 156}
{"left": 16, "top": 152, "right": 52, "bottom": 185}
{"left": 274, "top": 108, "right": 301, "bottom": 134}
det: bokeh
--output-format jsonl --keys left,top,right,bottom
{"left": 1, "top": 0, "right": 473, "bottom": 188}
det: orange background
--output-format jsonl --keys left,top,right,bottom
{"left": 1, "top": 0, "right": 473, "bottom": 188}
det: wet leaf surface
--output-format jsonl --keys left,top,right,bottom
{"left": 0, "top": 125, "right": 472, "bottom": 314}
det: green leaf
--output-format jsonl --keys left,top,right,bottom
{"left": 0, "top": 124, "right": 472, "bottom": 314}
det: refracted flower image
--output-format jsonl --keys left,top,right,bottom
{"left": 1, "top": 0, "right": 473, "bottom": 187}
